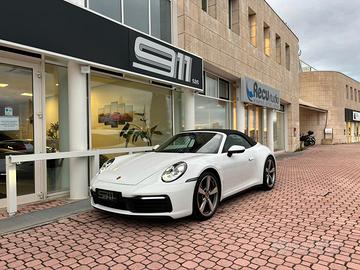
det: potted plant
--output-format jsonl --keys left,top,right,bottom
{"left": 119, "top": 111, "right": 162, "bottom": 147}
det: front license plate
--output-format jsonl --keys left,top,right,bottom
{"left": 97, "top": 190, "right": 118, "bottom": 201}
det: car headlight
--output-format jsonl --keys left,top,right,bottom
{"left": 161, "top": 162, "right": 187, "bottom": 182}
{"left": 97, "top": 158, "right": 115, "bottom": 175}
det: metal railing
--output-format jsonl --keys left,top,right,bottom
{"left": 5, "top": 146, "right": 152, "bottom": 215}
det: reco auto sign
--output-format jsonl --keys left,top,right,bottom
{"left": 240, "top": 77, "right": 280, "bottom": 110}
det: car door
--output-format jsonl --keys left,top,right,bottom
{"left": 220, "top": 134, "right": 257, "bottom": 197}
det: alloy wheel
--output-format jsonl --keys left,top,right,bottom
{"left": 265, "top": 158, "right": 276, "bottom": 188}
{"left": 197, "top": 175, "right": 219, "bottom": 217}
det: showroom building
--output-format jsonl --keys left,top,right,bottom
{"left": 176, "top": 0, "right": 300, "bottom": 152}
{"left": 300, "top": 71, "right": 360, "bottom": 144}
{"left": 0, "top": 0, "right": 299, "bottom": 208}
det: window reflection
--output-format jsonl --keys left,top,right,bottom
{"left": 274, "top": 111, "right": 285, "bottom": 151}
{"left": 151, "top": 0, "right": 171, "bottom": 43}
{"left": 195, "top": 95, "right": 230, "bottom": 129}
{"left": 88, "top": 0, "right": 172, "bottom": 43}
{"left": 91, "top": 74, "right": 173, "bottom": 149}
{"left": 0, "top": 63, "right": 34, "bottom": 198}
{"left": 45, "top": 64, "right": 70, "bottom": 194}
{"left": 89, "top": 0, "right": 122, "bottom": 22}
{"left": 123, "top": 0, "right": 149, "bottom": 34}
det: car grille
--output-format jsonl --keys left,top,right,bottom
{"left": 91, "top": 189, "right": 173, "bottom": 213}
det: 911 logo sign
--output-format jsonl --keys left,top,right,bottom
{"left": 133, "top": 37, "right": 198, "bottom": 85}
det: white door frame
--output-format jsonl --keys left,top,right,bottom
{"left": 0, "top": 54, "right": 44, "bottom": 208}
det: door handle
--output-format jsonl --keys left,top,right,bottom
{"left": 248, "top": 157, "right": 254, "bottom": 161}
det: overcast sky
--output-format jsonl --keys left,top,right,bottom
{"left": 266, "top": 0, "right": 360, "bottom": 81}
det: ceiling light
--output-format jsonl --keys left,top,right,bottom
{"left": 21, "top": 92, "right": 33, "bottom": 97}
{"left": 56, "top": 83, "right": 59, "bottom": 86}
{"left": 0, "top": 83, "right": 8, "bottom": 88}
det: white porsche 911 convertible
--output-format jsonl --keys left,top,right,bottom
{"left": 90, "top": 130, "right": 276, "bottom": 220}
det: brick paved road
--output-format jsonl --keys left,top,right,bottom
{"left": 1, "top": 145, "right": 360, "bottom": 269}
{"left": 0, "top": 199, "right": 70, "bottom": 220}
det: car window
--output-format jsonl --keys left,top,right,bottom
{"left": 197, "top": 134, "right": 223, "bottom": 153}
{"left": 222, "top": 134, "right": 252, "bottom": 153}
{"left": 156, "top": 133, "right": 223, "bottom": 154}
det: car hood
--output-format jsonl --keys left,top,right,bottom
{"left": 96, "top": 152, "right": 205, "bottom": 185}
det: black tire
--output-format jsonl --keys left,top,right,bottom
{"left": 262, "top": 156, "right": 276, "bottom": 190}
{"left": 192, "top": 171, "right": 220, "bottom": 221}
{"left": 309, "top": 138, "right": 316, "bottom": 146}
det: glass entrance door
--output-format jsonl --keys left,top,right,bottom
{"left": 0, "top": 58, "right": 42, "bottom": 207}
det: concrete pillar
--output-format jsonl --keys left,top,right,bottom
{"left": 267, "top": 109, "right": 275, "bottom": 152}
{"left": 236, "top": 82, "right": 245, "bottom": 133}
{"left": 68, "top": 61, "right": 88, "bottom": 199}
{"left": 184, "top": 89, "right": 195, "bottom": 130}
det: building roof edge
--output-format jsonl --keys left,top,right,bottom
{"left": 264, "top": 0, "right": 299, "bottom": 41}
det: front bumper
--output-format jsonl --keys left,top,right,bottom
{"left": 90, "top": 180, "right": 197, "bottom": 219}
{"left": 91, "top": 190, "right": 172, "bottom": 213}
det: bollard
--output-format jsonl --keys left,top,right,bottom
{"left": 6, "top": 156, "right": 17, "bottom": 216}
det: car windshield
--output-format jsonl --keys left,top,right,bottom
{"left": 156, "top": 132, "right": 223, "bottom": 154}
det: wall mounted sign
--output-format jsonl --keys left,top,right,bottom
{"left": 345, "top": 108, "right": 360, "bottom": 122}
{"left": 353, "top": 111, "right": 360, "bottom": 121}
{"left": 324, "top": 128, "right": 333, "bottom": 134}
{"left": 4, "top": 107, "right": 13, "bottom": 116}
{"left": 0, "top": 116, "right": 19, "bottom": 131}
{"left": 0, "top": 0, "right": 203, "bottom": 91}
{"left": 130, "top": 34, "right": 201, "bottom": 88}
{"left": 240, "top": 77, "right": 280, "bottom": 110}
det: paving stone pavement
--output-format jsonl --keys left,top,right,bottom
{"left": 0, "top": 199, "right": 70, "bottom": 220}
{"left": 1, "top": 144, "right": 360, "bottom": 269}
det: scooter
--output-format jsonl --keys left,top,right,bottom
{"left": 300, "top": 131, "right": 316, "bottom": 146}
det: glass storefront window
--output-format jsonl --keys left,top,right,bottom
{"left": 247, "top": 105, "right": 255, "bottom": 140}
{"left": 88, "top": 0, "right": 122, "bottom": 22}
{"left": 90, "top": 74, "right": 173, "bottom": 149}
{"left": 45, "top": 64, "right": 70, "bottom": 194}
{"left": 174, "top": 91, "right": 185, "bottom": 134}
{"left": 195, "top": 95, "right": 231, "bottom": 129}
{"left": 205, "top": 73, "right": 218, "bottom": 98}
{"left": 0, "top": 63, "right": 34, "bottom": 198}
{"left": 88, "top": 0, "right": 171, "bottom": 42}
{"left": 245, "top": 105, "right": 265, "bottom": 143}
{"left": 274, "top": 111, "right": 285, "bottom": 151}
{"left": 219, "top": 79, "right": 229, "bottom": 100}
{"left": 204, "top": 72, "right": 230, "bottom": 100}
{"left": 123, "top": 0, "right": 149, "bottom": 34}
{"left": 151, "top": 0, "right": 171, "bottom": 43}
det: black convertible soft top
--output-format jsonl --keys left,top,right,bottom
{"left": 184, "top": 129, "right": 257, "bottom": 147}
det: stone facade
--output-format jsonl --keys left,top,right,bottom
{"left": 300, "top": 71, "right": 360, "bottom": 144}
{"left": 299, "top": 108, "right": 327, "bottom": 145}
{"left": 176, "top": 0, "right": 300, "bottom": 151}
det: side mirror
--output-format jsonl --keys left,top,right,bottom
{"left": 227, "top": 145, "right": 245, "bottom": 157}
{"left": 153, "top": 144, "right": 160, "bottom": 150}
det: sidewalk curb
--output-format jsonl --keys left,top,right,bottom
{"left": 0, "top": 199, "right": 92, "bottom": 235}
